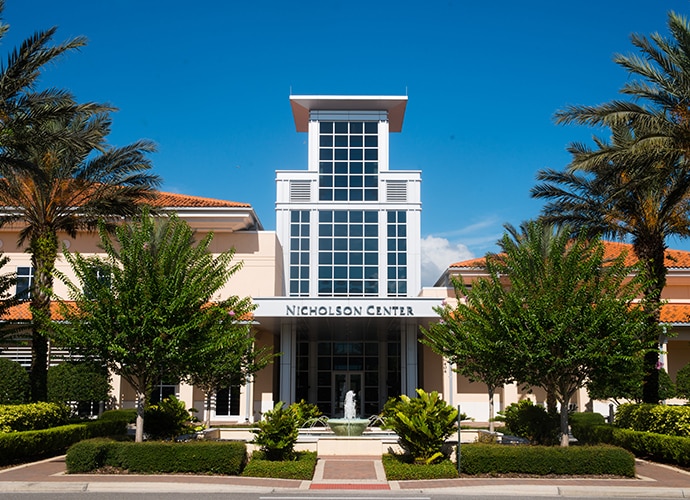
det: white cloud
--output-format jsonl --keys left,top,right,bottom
{"left": 420, "top": 235, "right": 474, "bottom": 287}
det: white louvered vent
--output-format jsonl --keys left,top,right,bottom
{"left": 386, "top": 180, "right": 407, "bottom": 202}
{"left": 289, "top": 180, "right": 311, "bottom": 202}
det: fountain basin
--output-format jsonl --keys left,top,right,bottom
{"left": 327, "top": 418, "right": 369, "bottom": 436}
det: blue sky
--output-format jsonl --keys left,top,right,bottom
{"left": 3, "top": 0, "right": 690, "bottom": 285}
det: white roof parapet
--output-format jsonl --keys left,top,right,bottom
{"left": 289, "top": 95, "right": 408, "bottom": 132}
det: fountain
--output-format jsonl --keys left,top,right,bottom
{"left": 327, "top": 390, "right": 370, "bottom": 436}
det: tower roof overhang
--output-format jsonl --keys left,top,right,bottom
{"left": 289, "top": 95, "right": 408, "bottom": 132}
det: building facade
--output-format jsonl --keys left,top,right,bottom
{"left": 1, "top": 95, "right": 690, "bottom": 424}
{"left": 255, "top": 96, "right": 440, "bottom": 418}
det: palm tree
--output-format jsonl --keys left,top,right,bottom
{"left": 0, "top": 0, "right": 99, "bottom": 147}
{"left": 532, "top": 12, "right": 690, "bottom": 408}
{"left": 0, "top": 106, "right": 160, "bottom": 401}
{"left": 0, "top": 2, "right": 161, "bottom": 401}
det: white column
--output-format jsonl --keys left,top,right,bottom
{"left": 110, "top": 371, "right": 122, "bottom": 409}
{"left": 502, "top": 381, "right": 519, "bottom": 411}
{"left": 660, "top": 333, "right": 669, "bottom": 379}
{"left": 401, "top": 322, "right": 418, "bottom": 396}
{"left": 177, "top": 381, "right": 194, "bottom": 411}
{"left": 279, "top": 321, "right": 296, "bottom": 403}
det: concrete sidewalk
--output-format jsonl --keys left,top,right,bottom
{"left": 1, "top": 454, "right": 690, "bottom": 497}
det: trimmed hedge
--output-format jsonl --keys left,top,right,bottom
{"left": 241, "top": 451, "right": 317, "bottom": 480}
{"left": 458, "top": 444, "right": 635, "bottom": 477}
{"left": 615, "top": 404, "right": 690, "bottom": 437}
{"left": 99, "top": 408, "right": 137, "bottom": 423}
{"left": 382, "top": 454, "right": 458, "bottom": 480}
{"left": 0, "top": 418, "right": 127, "bottom": 466}
{"left": 0, "top": 402, "right": 71, "bottom": 432}
{"left": 66, "top": 439, "right": 247, "bottom": 475}
{"left": 583, "top": 424, "right": 690, "bottom": 467}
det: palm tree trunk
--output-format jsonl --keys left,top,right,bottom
{"left": 634, "top": 236, "right": 666, "bottom": 404}
{"left": 29, "top": 231, "right": 58, "bottom": 402}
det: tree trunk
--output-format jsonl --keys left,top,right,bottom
{"left": 546, "top": 388, "right": 557, "bottom": 414}
{"left": 135, "top": 391, "right": 145, "bottom": 443}
{"left": 633, "top": 236, "right": 666, "bottom": 404}
{"left": 205, "top": 390, "right": 213, "bottom": 429}
{"left": 559, "top": 396, "right": 570, "bottom": 447}
{"left": 488, "top": 387, "right": 495, "bottom": 433}
{"left": 29, "top": 231, "right": 58, "bottom": 402}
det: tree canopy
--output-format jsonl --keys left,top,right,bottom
{"left": 53, "top": 210, "right": 263, "bottom": 441}
{"left": 424, "top": 220, "right": 650, "bottom": 446}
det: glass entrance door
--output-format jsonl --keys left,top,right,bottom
{"left": 333, "top": 372, "right": 363, "bottom": 418}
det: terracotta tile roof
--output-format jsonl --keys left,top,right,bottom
{"left": 0, "top": 302, "right": 67, "bottom": 322}
{"left": 147, "top": 192, "right": 251, "bottom": 208}
{"left": 660, "top": 304, "right": 690, "bottom": 324}
{"left": 0, "top": 301, "right": 255, "bottom": 322}
{"left": 450, "top": 241, "right": 690, "bottom": 269}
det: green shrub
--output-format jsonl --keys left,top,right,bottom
{"left": 241, "top": 451, "right": 317, "bottom": 479}
{"left": 382, "top": 388, "right": 458, "bottom": 464}
{"left": 65, "top": 439, "right": 247, "bottom": 475}
{"left": 459, "top": 444, "right": 635, "bottom": 476}
{"left": 382, "top": 454, "right": 458, "bottom": 480}
{"left": 569, "top": 412, "right": 606, "bottom": 444}
{"left": 290, "top": 400, "right": 323, "bottom": 426}
{"left": 144, "top": 396, "right": 191, "bottom": 440}
{"left": 99, "top": 408, "right": 137, "bottom": 423}
{"left": 252, "top": 401, "right": 299, "bottom": 461}
{"left": 65, "top": 438, "right": 117, "bottom": 473}
{"left": 615, "top": 403, "right": 690, "bottom": 436}
{"left": 0, "top": 418, "right": 126, "bottom": 466}
{"left": 47, "top": 361, "right": 111, "bottom": 414}
{"left": 0, "top": 358, "right": 29, "bottom": 404}
{"left": 660, "top": 368, "right": 677, "bottom": 400}
{"left": 676, "top": 362, "right": 690, "bottom": 399}
{"left": 0, "top": 402, "right": 70, "bottom": 432}
{"left": 498, "top": 399, "right": 559, "bottom": 445}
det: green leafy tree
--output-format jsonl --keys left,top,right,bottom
{"left": 0, "top": 357, "right": 28, "bottom": 404}
{"left": 422, "top": 275, "right": 515, "bottom": 433}
{"left": 382, "top": 389, "right": 458, "bottom": 464}
{"left": 446, "top": 221, "right": 648, "bottom": 446}
{"left": 532, "top": 11, "right": 690, "bottom": 404}
{"left": 53, "top": 210, "right": 253, "bottom": 442}
{"left": 184, "top": 298, "right": 273, "bottom": 428}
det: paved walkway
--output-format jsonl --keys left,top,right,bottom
{"left": 2, "top": 454, "right": 690, "bottom": 496}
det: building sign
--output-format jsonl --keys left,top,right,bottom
{"left": 285, "top": 304, "right": 414, "bottom": 317}
{"left": 254, "top": 297, "right": 442, "bottom": 318}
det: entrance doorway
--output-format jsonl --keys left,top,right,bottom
{"left": 333, "top": 372, "right": 363, "bottom": 418}
{"left": 293, "top": 323, "right": 403, "bottom": 417}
